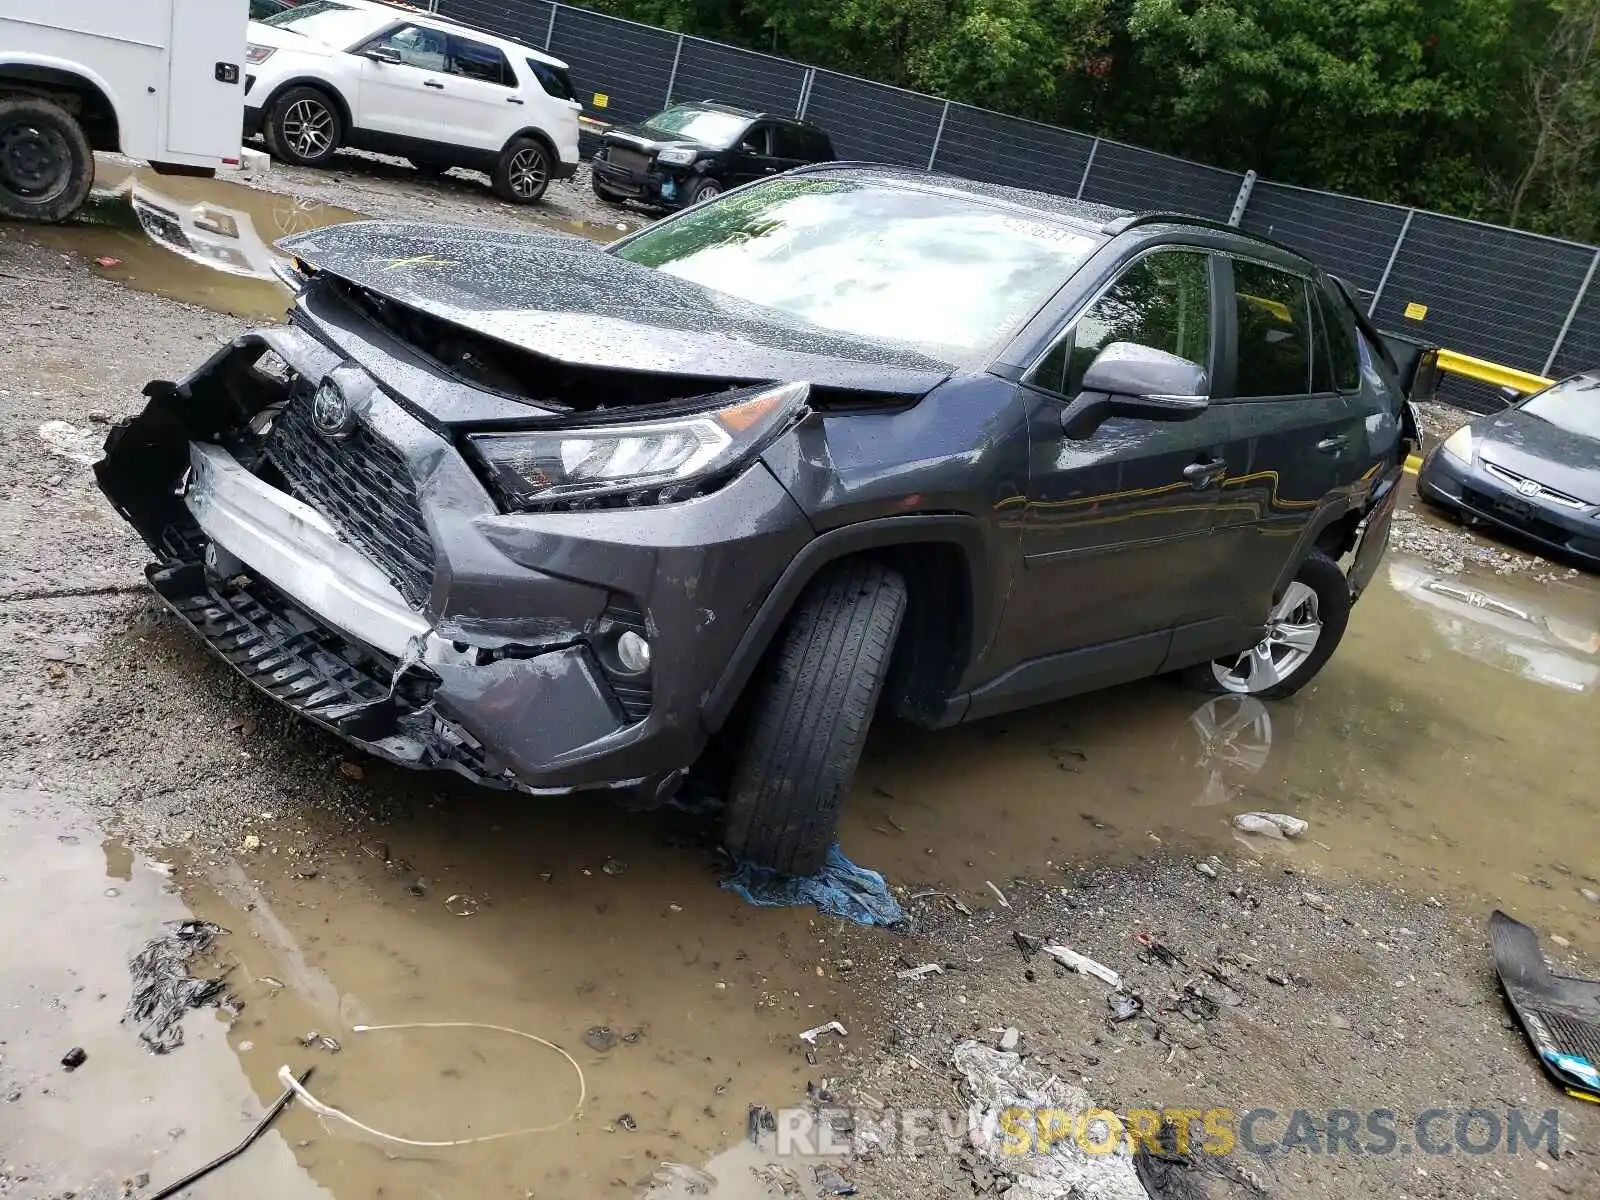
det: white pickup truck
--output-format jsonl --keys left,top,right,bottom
{"left": 0, "top": 0, "right": 247, "bottom": 221}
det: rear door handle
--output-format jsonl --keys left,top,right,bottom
{"left": 423, "top": 79, "right": 444, "bottom": 90}
{"left": 1316, "top": 435, "right": 1349, "bottom": 454}
{"left": 1183, "top": 458, "right": 1227, "bottom": 489}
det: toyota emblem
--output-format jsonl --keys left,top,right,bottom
{"left": 311, "top": 379, "right": 354, "bottom": 440}
{"left": 1517, "top": 479, "right": 1539, "bottom": 497}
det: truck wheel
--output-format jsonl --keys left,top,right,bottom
{"left": 0, "top": 96, "right": 94, "bottom": 223}
{"left": 1188, "top": 550, "right": 1350, "bottom": 700}
{"left": 492, "top": 138, "right": 551, "bottom": 203}
{"left": 723, "top": 560, "right": 907, "bottom": 876}
{"left": 264, "top": 87, "right": 342, "bottom": 167}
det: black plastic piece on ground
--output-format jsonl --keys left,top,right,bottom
{"left": 147, "top": 1067, "right": 313, "bottom": 1200}
{"left": 1491, "top": 909, "right": 1600, "bottom": 1096}
{"left": 124, "top": 920, "right": 233, "bottom": 1054}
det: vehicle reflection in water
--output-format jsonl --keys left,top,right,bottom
{"left": 1187, "top": 694, "right": 1273, "bottom": 808}
{"left": 1387, "top": 558, "right": 1600, "bottom": 693}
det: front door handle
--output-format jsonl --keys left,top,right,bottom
{"left": 507, "top": 96, "right": 524, "bottom": 104}
{"left": 423, "top": 79, "right": 444, "bottom": 90}
{"left": 1316, "top": 435, "right": 1349, "bottom": 454}
{"left": 1183, "top": 458, "right": 1227, "bottom": 489}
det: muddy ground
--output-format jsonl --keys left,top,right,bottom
{"left": 2, "top": 156, "right": 1600, "bottom": 1200}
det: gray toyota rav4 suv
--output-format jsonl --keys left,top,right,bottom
{"left": 97, "top": 164, "right": 1415, "bottom": 874}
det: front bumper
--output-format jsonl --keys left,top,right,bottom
{"left": 591, "top": 154, "right": 690, "bottom": 206}
{"left": 96, "top": 323, "right": 813, "bottom": 797}
{"left": 1417, "top": 449, "right": 1600, "bottom": 566}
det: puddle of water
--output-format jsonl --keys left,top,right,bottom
{"left": 842, "top": 527, "right": 1600, "bottom": 937}
{"left": 0, "top": 790, "right": 328, "bottom": 1199}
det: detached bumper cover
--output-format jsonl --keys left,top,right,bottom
{"left": 96, "top": 320, "right": 813, "bottom": 795}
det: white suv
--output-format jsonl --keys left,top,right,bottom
{"left": 243, "top": 0, "right": 581, "bottom": 203}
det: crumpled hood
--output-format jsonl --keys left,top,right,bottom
{"left": 602, "top": 125, "right": 704, "bottom": 157}
{"left": 1476, "top": 408, "right": 1600, "bottom": 504}
{"left": 277, "top": 221, "right": 952, "bottom": 395}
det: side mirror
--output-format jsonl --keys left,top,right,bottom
{"left": 1062, "top": 342, "right": 1209, "bottom": 437}
{"left": 364, "top": 46, "right": 403, "bottom": 65}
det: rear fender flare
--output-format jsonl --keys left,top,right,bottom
{"left": 701, "top": 514, "right": 990, "bottom": 732}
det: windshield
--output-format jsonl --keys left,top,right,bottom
{"left": 612, "top": 178, "right": 1103, "bottom": 361}
{"left": 641, "top": 107, "right": 751, "bottom": 148}
{"left": 259, "top": 1, "right": 383, "bottom": 45}
{"left": 1520, "top": 376, "right": 1600, "bottom": 440}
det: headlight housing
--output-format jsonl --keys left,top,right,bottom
{"left": 468, "top": 381, "right": 809, "bottom": 511}
{"left": 655, "top": 146, "right": 697, "bottom": 167}
{"left": 245, "top": 43, "right": 276, "bottom": 65}
{"left": 1440, "top": 425, "right": 1474, "bottom": 464}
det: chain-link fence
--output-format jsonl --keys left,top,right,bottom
{"left": 435, "top": 0, "right": 1600, "bottom": 408}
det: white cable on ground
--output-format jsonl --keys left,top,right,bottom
{"left": 276, "top": 1021, "right": 586, "bottom": 1148}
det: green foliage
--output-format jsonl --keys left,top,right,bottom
{"left": 590, "top": 0, "right": 1600, "bottom": 242}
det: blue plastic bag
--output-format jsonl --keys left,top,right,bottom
{"left": 722, "top": 844, "right": 906, "bottom": 928}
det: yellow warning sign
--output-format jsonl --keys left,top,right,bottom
{"left": 1404, "top": 302, "right": 1428, "bottom": 320}
{"left": 592, "top": 93, "right": 609, "bottom": 109}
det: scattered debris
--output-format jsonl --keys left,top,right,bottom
{"left": 812, "top": 1164, "right": 857, "bottom": 1196}
{"left": 799, "top": 1020, "right": 848, "bottom": 1045}
{"left": 1195, "top": 861, "right": 1218, "bottom": 879}
{"left": 146, "top": 1068, "right": 313, "bottom": 1200}
{"left": 1265, "top": 967, "right": 1290, "bottom": 986}
{"left": 647, "top": 1163, "right": 716, "bottom": 1195}
{"left": 998, "top": 1026, "right": 1021, "bottom": 1052}
{"left": 1043, "top": 944, "right": 1123, "bottom": 989}
{"left": 1492, "top": 909, "right": 1600, "bottom": 1099}
{"left": 60, "top": 1047, "right": 87, "bottom": 1071}
{"left": 746, "top": 1103, "right": 777, "bottom": 1143}
{"left": 1232, "top": 811, "right": 1308, "bottom": 838}
{"left": 985, "top": 880, "right": 1012, "bottom": 909}
{"left": 896, "top": 963, "right": 943, "bottom": 979}
{"left": 1175, "top": 981, "right": 1221, "bottom": 1023}
{"left": 583, "top": 1026, "right": 618, "bottom": 1052}
{"left": 1012, "top": 931, "right": 1042, "bottom": 961}
{"left": 615, "top": 1113, "right": 637, "bottom": 1131}
{"left": 1581, "top": 888, "right": 1600, "bottom": 905}
{"left": 444, "top": 893, "right": 479, "bottom": 917}
{"left": 722, "top": 844, "right": 905, "bottom": 928}
{"left": 601, "top": 858, "right": 626, "bottom": 876}
{"left": 38, "top": 419, "right": 105, "bottom": 467}
{"left": 124, "top": 921, "right": 232, "bottom": 1053}
{"left": 94, "top": 255, "right": 122, "bottom": 268}
{"left": 296, "top": 1032, "right": 341, "bottom": 1053}
{"left": 1302, "top": 892, "right": 1332, "bottom": 912}
{"left": 240, "top": 834, "right": 261, "bottom": 853}
{"left": 338, "top": 760, "right": 364, "bottom": 780}
{"left": 1134, "top": 1117, "right": 1267, "bottom": 1199}
{"left": 1109, "top": 991, "right": 1144, "bottom": 1022}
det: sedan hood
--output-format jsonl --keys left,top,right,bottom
{"left": 278, "top": 221, "right": 951, "bottom": 404}
{"left": 1476, "top": 408, "right": 1600, "bottom": 504}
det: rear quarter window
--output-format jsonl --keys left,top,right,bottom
{"left": 525, "top": 58, "right": 576, "bottom": 102}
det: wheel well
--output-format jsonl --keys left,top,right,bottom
{"left": 0, "top": 66, "right": 119, "bottom": 151}
{"left": 502, "top": 126, "right": 557, "bottom": 161}
{"left": 1315, "top": 509, "right": 1364, "bottom": 562}
{"left": 261, "top": 78, "right": 352, "bottom": 133}
{"left": 860, "top": 543, "right": 974, "bottom": 727}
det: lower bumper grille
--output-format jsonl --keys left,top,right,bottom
{"left": 264, "top": 389, "right": 436, "bottom": 608}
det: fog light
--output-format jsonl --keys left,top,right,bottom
{"left": 615, "top": 630, "right": 651, "bottom": 673}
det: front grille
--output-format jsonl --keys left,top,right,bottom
{"left": 264, "top": 390, "right": 436, "bottom": 608}
{"left": 604, "top": 146, "right": 651, "bottom": 174}
{"left": 1482, "top": 459, "right": 1586, "bottom": 508}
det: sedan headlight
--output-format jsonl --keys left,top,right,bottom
{"left": 245, "top": 43, "right": 277, "bottom": 65}
{"left": 1440, "top": 425, "right": 1474, "bottom": 464}
{"left": 655, "top": 146, "right": 697, "bottom": 167}
{"left": 468, "top": 382, "right": 809, "bottom": 510}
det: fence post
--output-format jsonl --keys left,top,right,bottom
{"left": 1543, "top": 249, "right": 1600, "bottom": 376}
{"left": 796, "top": 68, "right": 815, "bottom": 119}
{"left": 926, "top": 101, "right": 950, "bottom": 171}
{"left": 1367, "top": 209, "right": 1415, "bottom": 317}
{"left": 1074, "top": 138, "right": 1100, "bottom": 200}
{"left": 1228, "top": 170, "right": 1256, "bottom": 227}
{"left": 545, "top": 2, "right": 558, "bottom": 49}
{"left": 664, "top": 33, "right": 684, "bottom": 106}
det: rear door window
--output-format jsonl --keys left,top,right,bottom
{"left": 1029, "top": 249, "right": 1213, "bottom": 398}
{"left": 447, "top": 35, "right": 512, "bottom": 86}
{"left": 1315, "top": 282, "right": 1363, "bottom": 392}
{"left": 1229, "top": 259, "right": 1312, "bottom": 397}
{"left": 770, "top": 124, "right": 809, "bottom": 160}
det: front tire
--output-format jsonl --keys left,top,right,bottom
{"left": 1188, "top": 549, "right": 1350, "bottom": 700}
{"left": 722, "top": 560, "right": 907, "bottom": 876}
{"left": 687, "top": 176, "right": 722, "bottom": 205}
{"left": 0, "top": 95, "right": 94, "bottom": 223}
{"left": 493, "top": 138, "right": 551, "bottom": 203}
{"left": 264, "top": 86, "right": 342, "bottom": 167}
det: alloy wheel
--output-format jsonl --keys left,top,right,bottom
{"left": 1212, "top": 581, "right": 1323, "bottom": 694}
{"left": 507, "top": 147, "right": 549, "bottom": 200}
{"left": 693, "top": 181, "right": 722, "bottom": 203}
{"left": 0, "top": 119, "right": 71, "bottom": 201}
{"left": 282, "top": 98, "right": 334, "bottom": 159}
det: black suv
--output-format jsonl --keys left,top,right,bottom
{"left": 97, "top": 165, "right": 1415, "bottom": 876}
{"left": 591, "top": 101, "right": 834, "bottom": 208}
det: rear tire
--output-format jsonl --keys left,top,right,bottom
{"left": 0, "top": 95, "right": 94, "bottom": 223}
{"left": 264, "top": 86, "right": 342, "bottom": 167}
{"left": 493, "top": 138, "right": 551, "bottom": 203}
{"left": 1187, "top": 550, "right": 1350, "bottom": 700}
{"left": 722, "top": 560, "right": 907, "bottom": 876}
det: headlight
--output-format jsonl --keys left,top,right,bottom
{"left": 1440, "top": 425, "right": 1474, "bottom": 463}
{"left": 245, "top": 43, "right": 276, "bottom": 65}
{"left": 655, "top": 146, "right": 696, "bottom": 167}
{"left": 468, "top": 381, "right": 809, "bottom": 510}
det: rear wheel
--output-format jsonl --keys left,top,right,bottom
{"left": 1188, "top": 550, "right": 1350, "bottom": 700}
{"left": 264, "top": 86, "right": 342, "bottom": 167}
{"left": 722, "top": 560, "right": 907, "bottom": 876}
{"left": 493, "top": 138, "right": 551, "bottom": 203}
{"left": 0, "top": 96, "right": 94, "bottom": 223}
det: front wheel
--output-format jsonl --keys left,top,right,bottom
{"left": 686, "top": 176, "right": 722, "bottom": 205}
{"left": 0, "top": 95, "right": 94, "bottom": 222}
{"left": 1189, "top": 549, "right": 1351, "bottom": 700}
{"left": 722, "top": 560, "right": 907, "bottom": 875}
{"left": 493, "top": 138, "right": 551, "bottom": 204}
{"left": 264, "top": 87, "right": 342, "bottom": 167}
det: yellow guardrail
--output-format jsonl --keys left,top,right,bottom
{"left": 1434, "top": 348, "right": 1552, "bottom": 396}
